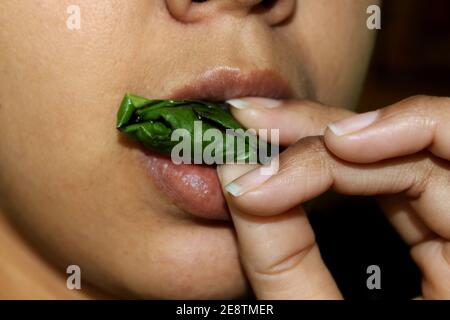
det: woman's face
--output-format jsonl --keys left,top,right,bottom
{"left": 0, "top": 0, "right": 377, "bottom": 298}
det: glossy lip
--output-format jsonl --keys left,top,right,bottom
{"left": 139, "top": 67, "right": 295, "bottom": 222}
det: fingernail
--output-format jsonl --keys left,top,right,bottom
{"left": 225, "top": 165, "right": 273, "bottom": 196}
{"left": 226, "top": 97, "right": 282, "bottom": 110}
{"left": 328, "top": 110, "right": 379, "bottom": 136}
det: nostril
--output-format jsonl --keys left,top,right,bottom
{"left": 167, "top": 0, "right": 294, "bottom": 25}
{"left": 253, "top": 0, "right": 295, "bottom": 26}
{"left": 166, "top": 0, "right": 210, "bottom": 23}
{"left": 251, "top": 0, "right": 277, "bottom": 14}
{"left": 261, "top": 0, "right": 277, "bottom": 9}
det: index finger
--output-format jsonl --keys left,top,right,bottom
{"left": 224, "top": 136, "right": 450, "bottom": 239}
{"left": 227, "top": 98, "right": 354, "bottom": 146}
{"left": 217, "top": 164, "right": 342, "bottom": 300}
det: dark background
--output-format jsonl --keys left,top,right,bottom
{"left": 310, "top": 0, "right": 450, "bottom": 300}
{"left": 360, "top": 0, "right": 450, "bottom": 110}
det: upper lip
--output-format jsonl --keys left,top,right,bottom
{"left": 169, "top": 66, "right": 296, "bottom": 101}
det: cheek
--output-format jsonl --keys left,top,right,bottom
{"left": 0, "top": 0, "right": 163, "bottom": 124}
{"left": 0, "top": 0, "right": 153, "bottom": 222}
{"left": 0, "top": 139, "right": 248, "bottom": 299}
{"left": 0, "top": 1, "right": 248, "bottom": 299}
{"left": 285, "top": 0, "right": 378, "bottom": 108}
{"left": 0, "top": 111, "right": 247, "bottom": 299}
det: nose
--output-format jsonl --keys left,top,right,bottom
{"left": 165, "top": 0, "right": 296, "bottom": 25}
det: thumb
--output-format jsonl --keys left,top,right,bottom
{"left": 217, "top": 164, "right": 342, "bottom": 300}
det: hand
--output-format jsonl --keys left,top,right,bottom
{"left": 217, "top": 95, "right": 450, "bottom": 299}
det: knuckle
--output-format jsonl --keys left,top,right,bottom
{"left": 285, "top": 136, "right": 328, "bottom": 167}
{"left": 250, "top": 242, "right": 317, "bottom": 278}
{"left": 396, "top": 95, "right": 430, "bottom": 117}
{"left": 405, "top": 154, "right": 450, "bottom": 200}
{"left": 400, "top": 95, "right": 450, "bottom": 115}
{"left": 277, "top": 136, "right": 331, "bottom": 183}
{"left": 405, "top": 94, "right": 434, "bottom": 107}
{"left": 406, "top": 155, "right": 435, "bottom": 198}
{"left": 386, "top": 95, "right": 450, "bottom": 128}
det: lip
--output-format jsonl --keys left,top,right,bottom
{"left": 139, "top": 67, "right": 295, "bottom": 221}
{"left": 170, "top": 67, "right": 295, "bottom": 101}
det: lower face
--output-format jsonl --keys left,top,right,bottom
{"left": 0, "top": 0, "right": 377, "bottom": 298}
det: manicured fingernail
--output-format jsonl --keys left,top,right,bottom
{"left": 225, "top": 165, "right": 273, "bottom": 196}
{"left": 328, "top": 110, "right": 379, "bottom": 136}
{"left": 226, "top": 99, "right": 250, "bottom": 109}
{"left": 226, "top": 97, "right": 282, "bottom": 110}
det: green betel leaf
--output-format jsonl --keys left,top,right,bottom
{"left": 116, "top": 93, "right": 274, "bottom": 164}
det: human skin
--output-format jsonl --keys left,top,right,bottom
{"left": 0, "top": 0, "right": 377, "bottom": 299}
{"left": 219, "top": 95, "right": 450, "bottom": 299}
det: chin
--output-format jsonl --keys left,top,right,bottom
{"left": 85, "top": 220, "right": 250, "bottom": 299}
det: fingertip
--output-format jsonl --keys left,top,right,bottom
{"left": 217, "top": 163, "right": 256, "bottom": 186}
{"left": 327, "top": 123, "right": 345, "bottom": 136}
{"left": 226, "top": 99, "right": 250, "bottom": 110}
{"left": 326, "top": 111, "right": 380, "bottom": 137}
{"left": 229, "top": 189, "right": 288, "bottom": 216}
{"left": 226, "top": 97, "right": 282, "bottom": 110}
{"left": 224, "top": 182, "right": 244, "bottom": 197}
{"left": 324, "top": 124, "right": 380, "bottom": 164}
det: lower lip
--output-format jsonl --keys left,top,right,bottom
{"left": 135, "top": 69, "right": 293, "bottom": 221}
{"left": 140, "top": 150, "right": 230, "bottom": 221}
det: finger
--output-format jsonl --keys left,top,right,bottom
{"left": 217, "top": 164, "right": 342, "bottom": 300}
{"left": 411, "top": 239, "right": 450, "bottom": 299}
{"left": 226, "top": 97, "right": 353, "bottom": 146}
{"left": 325, "top": 95, "right": 450, "bottom": 163}
{"left": 377, "top": 195, "right": 436, "bottom": 246}
{"left": 223, "top": 136, "right": 450, "bottom": 240}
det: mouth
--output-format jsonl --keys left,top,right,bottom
{"left": 138, "top": 67, "right": 295, "bottom": 221}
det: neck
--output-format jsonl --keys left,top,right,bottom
{"left": 0, "top": 213, "right": 109, "bottom": 299}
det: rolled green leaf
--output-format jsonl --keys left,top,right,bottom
{"left": 116, "top": 93, "right": 273, "bottom": 164}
